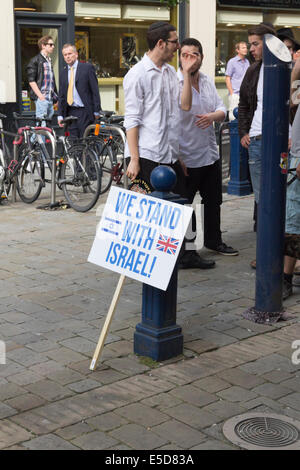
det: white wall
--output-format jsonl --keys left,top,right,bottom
{"left": 0, "top": 0, "right": 16, "bottom": 103}
{"left": 189, "top": 0, "right": 216, "bottom": 79}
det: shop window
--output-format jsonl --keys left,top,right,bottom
{"left": 75, "top": 25, "right": 148, "bottom": 78}
{"left": 216, "top": 27, "right": 250, "bottom": 76}
{"left": 14, "top": 0, "right": 66, "bottom": 14}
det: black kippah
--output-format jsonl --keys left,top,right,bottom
{"left": 148, "top": 21, "right": 169, "bottom": 31}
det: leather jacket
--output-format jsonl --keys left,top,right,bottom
{"left": 238, "top": 61, "right": 262, "bottom": 138}
{"left": 26, "top": 53, "right": 58, "bottom": 102}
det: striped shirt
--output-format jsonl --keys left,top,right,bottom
{"left": 40, "top": 54, "right": 57, "bottom": 101}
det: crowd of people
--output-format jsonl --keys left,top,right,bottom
{"left": 26, "top": 23, "right": 300, "bottom": 301}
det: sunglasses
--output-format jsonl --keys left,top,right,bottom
{"left": 47, "top": 43, "right": 55, "bottom": 47}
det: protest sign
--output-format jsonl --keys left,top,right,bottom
{"left": 88, "top": 186, "right": 193, "bottom": 291}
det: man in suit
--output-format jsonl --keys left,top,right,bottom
{"left": 58, "top": 44, "right": 101, "bottom": 137}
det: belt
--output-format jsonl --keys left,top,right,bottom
{"left": 250, "top": 135, "right": 262, "bottom": 141}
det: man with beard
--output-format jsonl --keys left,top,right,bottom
{"left": 177, "top": 38, "right": 238, "bottom": 269}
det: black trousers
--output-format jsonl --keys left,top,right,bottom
{"left": 67, "top": 106, "right": 93, "bottom": 138}
{"left": 185, "top": 160, "right": 223, "bottom": 248}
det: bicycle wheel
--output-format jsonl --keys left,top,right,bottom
{"left": 61, "top": 144, "right": 102, "bottom": 212}
{"left": 88, "top": 137, "right": 113, "bottom": 194}
{"left": 0, "top": 143, "right": 11, "bottom": 198}
{"left": 16, "top": 143, "right": 44, "bottom": 203}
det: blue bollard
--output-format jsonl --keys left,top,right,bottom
{"left": 244, "top": 34, "right": 292, "bottom": 324}
{"left": 134, "top": 166, "right": 186, "bottom": 361}
{"left": 227, "top": 108, "right": 252, "bottom": 196}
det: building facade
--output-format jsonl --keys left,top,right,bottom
{"left": 1, "top": 0, "right": 300, "bottom": 127}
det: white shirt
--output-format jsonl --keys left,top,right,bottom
{"left": 177, "top": 69, "right": 227, "bottom": 168}
{"left": 123, "top": 54, "right": 180, "bottom": 163}
{"left": 250, "top": 65, "right": 264, "bottom": 137}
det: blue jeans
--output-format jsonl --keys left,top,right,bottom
{"left": 248, "top": 138, "right": 262, "bottom": 203}
{"left": 35, "top": 98, "right": 54, "bottom": 124}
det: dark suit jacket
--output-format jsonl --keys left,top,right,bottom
{"left": 58, "top": 61, "right": 101, "bottom": 120}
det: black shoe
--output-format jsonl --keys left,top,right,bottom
{"left": 178, "top": 251, "right": 215, "bottom": 270}
{"left": 283, "top": 280, "right": 293, "bottom": 300}
{"left": 205, "top": 242, "right": 239, "bottom": 256}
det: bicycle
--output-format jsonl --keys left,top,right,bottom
{"left": 84, "top": 111, "right": 126, "bottom": 194}
{"left": 13, "top": 113, "right": 102, "bottom": 212}
{"left": 0, "top": 113, "right": 21, "bottom": 200}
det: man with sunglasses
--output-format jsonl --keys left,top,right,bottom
{"left": 27, "top": 35, "right": 58, "bottom": 123}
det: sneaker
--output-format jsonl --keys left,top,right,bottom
{"left": 283, "top": 280, "right": 293, "bottom": 300}
{"left": 178, "top": 251, "right": 215, "bottom": 270}
{"left": 205, "top": 242, "right": 239, "bottom": 256}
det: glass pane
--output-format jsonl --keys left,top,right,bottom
{"left": 14, "top": 0, "right": 66, "bottom": 14}
{"left": 20, "top": 27, "right": 59, "bottom": 111}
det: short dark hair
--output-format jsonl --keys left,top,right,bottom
{"left": 180, "top": 38, "right": 203, "bottom": 56}
{"left": 248, "top": 23, "right": 277, "bottom": 38}
{"left": 147, "top": 22, "right": 176, "bottom": 50}
{"left": 38, "top": 35, "right": 53, "bottom": 50}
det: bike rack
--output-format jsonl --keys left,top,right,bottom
{"left": 29, "top": 129, "right": 58, "bottom": 209}
{"left": 83, "top": 123, "right": 128, "bottom": 189}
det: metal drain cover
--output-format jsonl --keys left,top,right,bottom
{"left": 223, "top": 413, "right": 300, "bottom": 450}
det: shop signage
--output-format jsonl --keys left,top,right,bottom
{"left": 218, "top": 0, "right": 300, "bottom": 9}
{"left": 88, "top": 186, "right": 192, "bottom": 291}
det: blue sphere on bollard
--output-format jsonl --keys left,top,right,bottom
{"left": 150, "top": 165, "right": 177, "bottom": 192}
{"left": 233, "top": 107, "right": 239, "bottom": 119}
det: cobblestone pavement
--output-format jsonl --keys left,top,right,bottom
{"left": 0, "top": 189, "right": 299, "bottom": 450}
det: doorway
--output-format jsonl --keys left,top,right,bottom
{"left": 15, "top": 17, "right": 67, "bottom": 115}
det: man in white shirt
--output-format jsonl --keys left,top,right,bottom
{"left": 124, "top": 22, "right": 195, "bottom": 190}
{"left": 124, "top": 23, "right": 215, "bottom": 269}
{"left": 178, "top": 38, "right": 238, "bottom": 266}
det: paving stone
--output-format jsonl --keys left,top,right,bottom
{"left": 26, "top": 340, "right": 58, "bottom": 353}
{"left": 56, "top": 422, "right": 95, "bottom": 440}
{"left": 151, "top": 420, "right": 206, "bottom": 449}
{"left": 0, "top": 419, "right": 33, "bottom": 450}
{"left": 8, "top": 370, "right": 43, "bottom": 386}
{"left": 115, "top": 403, "right": 169, "bottom": 428}
{"left": 109, "top": 423, "right": 169, "bottom": 450}
{"left": 252, "top": 383, "right": 293, "bottom": 400}
{"left": 67, "top": 379, "right": 100, "bottom": 393}
{"left": 87, "top": 412, "right": 128, "bottom": 431}
{"left": 140, "top": 392, "right": 183, "bottom": 411}
{"left": 0, "top": 383, "right": 27, "bottom": 401}
{"left": 201, "top": 400, "right": 246, "bottom": 420}
{"left": 218, "top": 368, "right": 265, "bottom": 389}
{"left": 46, "top": 347, "right": 89, "bottom": 364}
{"left": 169, "top": 385, "right": 218, "bottom": 407}
{"left": 193, "top": 376, "right": 231, "bottom": 393}
{"left": 279, "top": 392, "right": 300, "bottom": 410}
{"left": 5, "top": 393, "right": 47, "bottom": 412}
{"left": 23, "top": 434, "right": 79, "bottom": 450}
{"left": 72, "top": 431, "right": 119, "bottom": 450}
{"left": 104, "top": 357, "right": 150, "bottom": 375}
{"left": 164, "top": 403, "right": 221, "bottom": 429}
{"left": 0, "top": 402, "right": 18, "bottom": 419}
{"left": 217, "top": 386, "right": 258, "bottom": 403}
{"left": 46, "top": 368, "right": 85, "bottom": 386}
{"left": 280, "top": 376, "right": 300, "bottom": 392}
{"left": 25, "top": 379, "right": 73, "bottom": 402}
{"left": 242, "top": 397, "right": 285, "bottom": 412}
{"left": 262, "top": 370, "right": 294, "bottom": 384}
{"left": 7, "top": 348, "right": 48, "bottom": 367}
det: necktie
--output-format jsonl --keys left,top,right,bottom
{"left": 67, "top": 66, "right": 74, "bottom": 106}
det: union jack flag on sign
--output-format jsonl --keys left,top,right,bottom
{"left": 156, "top": 234, "right": 179, "bottom": 255}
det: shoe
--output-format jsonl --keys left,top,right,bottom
{"left": 178, "top": 251, "right": 215, "bottom": 269}
{"left": 283, "top": 280, "right": 293, "bottom": 300}
{"left": 250, "top": 259, "right": 256, "bottom": 269}
{"left": 294, "top": 266, "right": 300, "bottom": 276}
{"left": 205, "top": 242, "right": 239, "bottom": 256}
